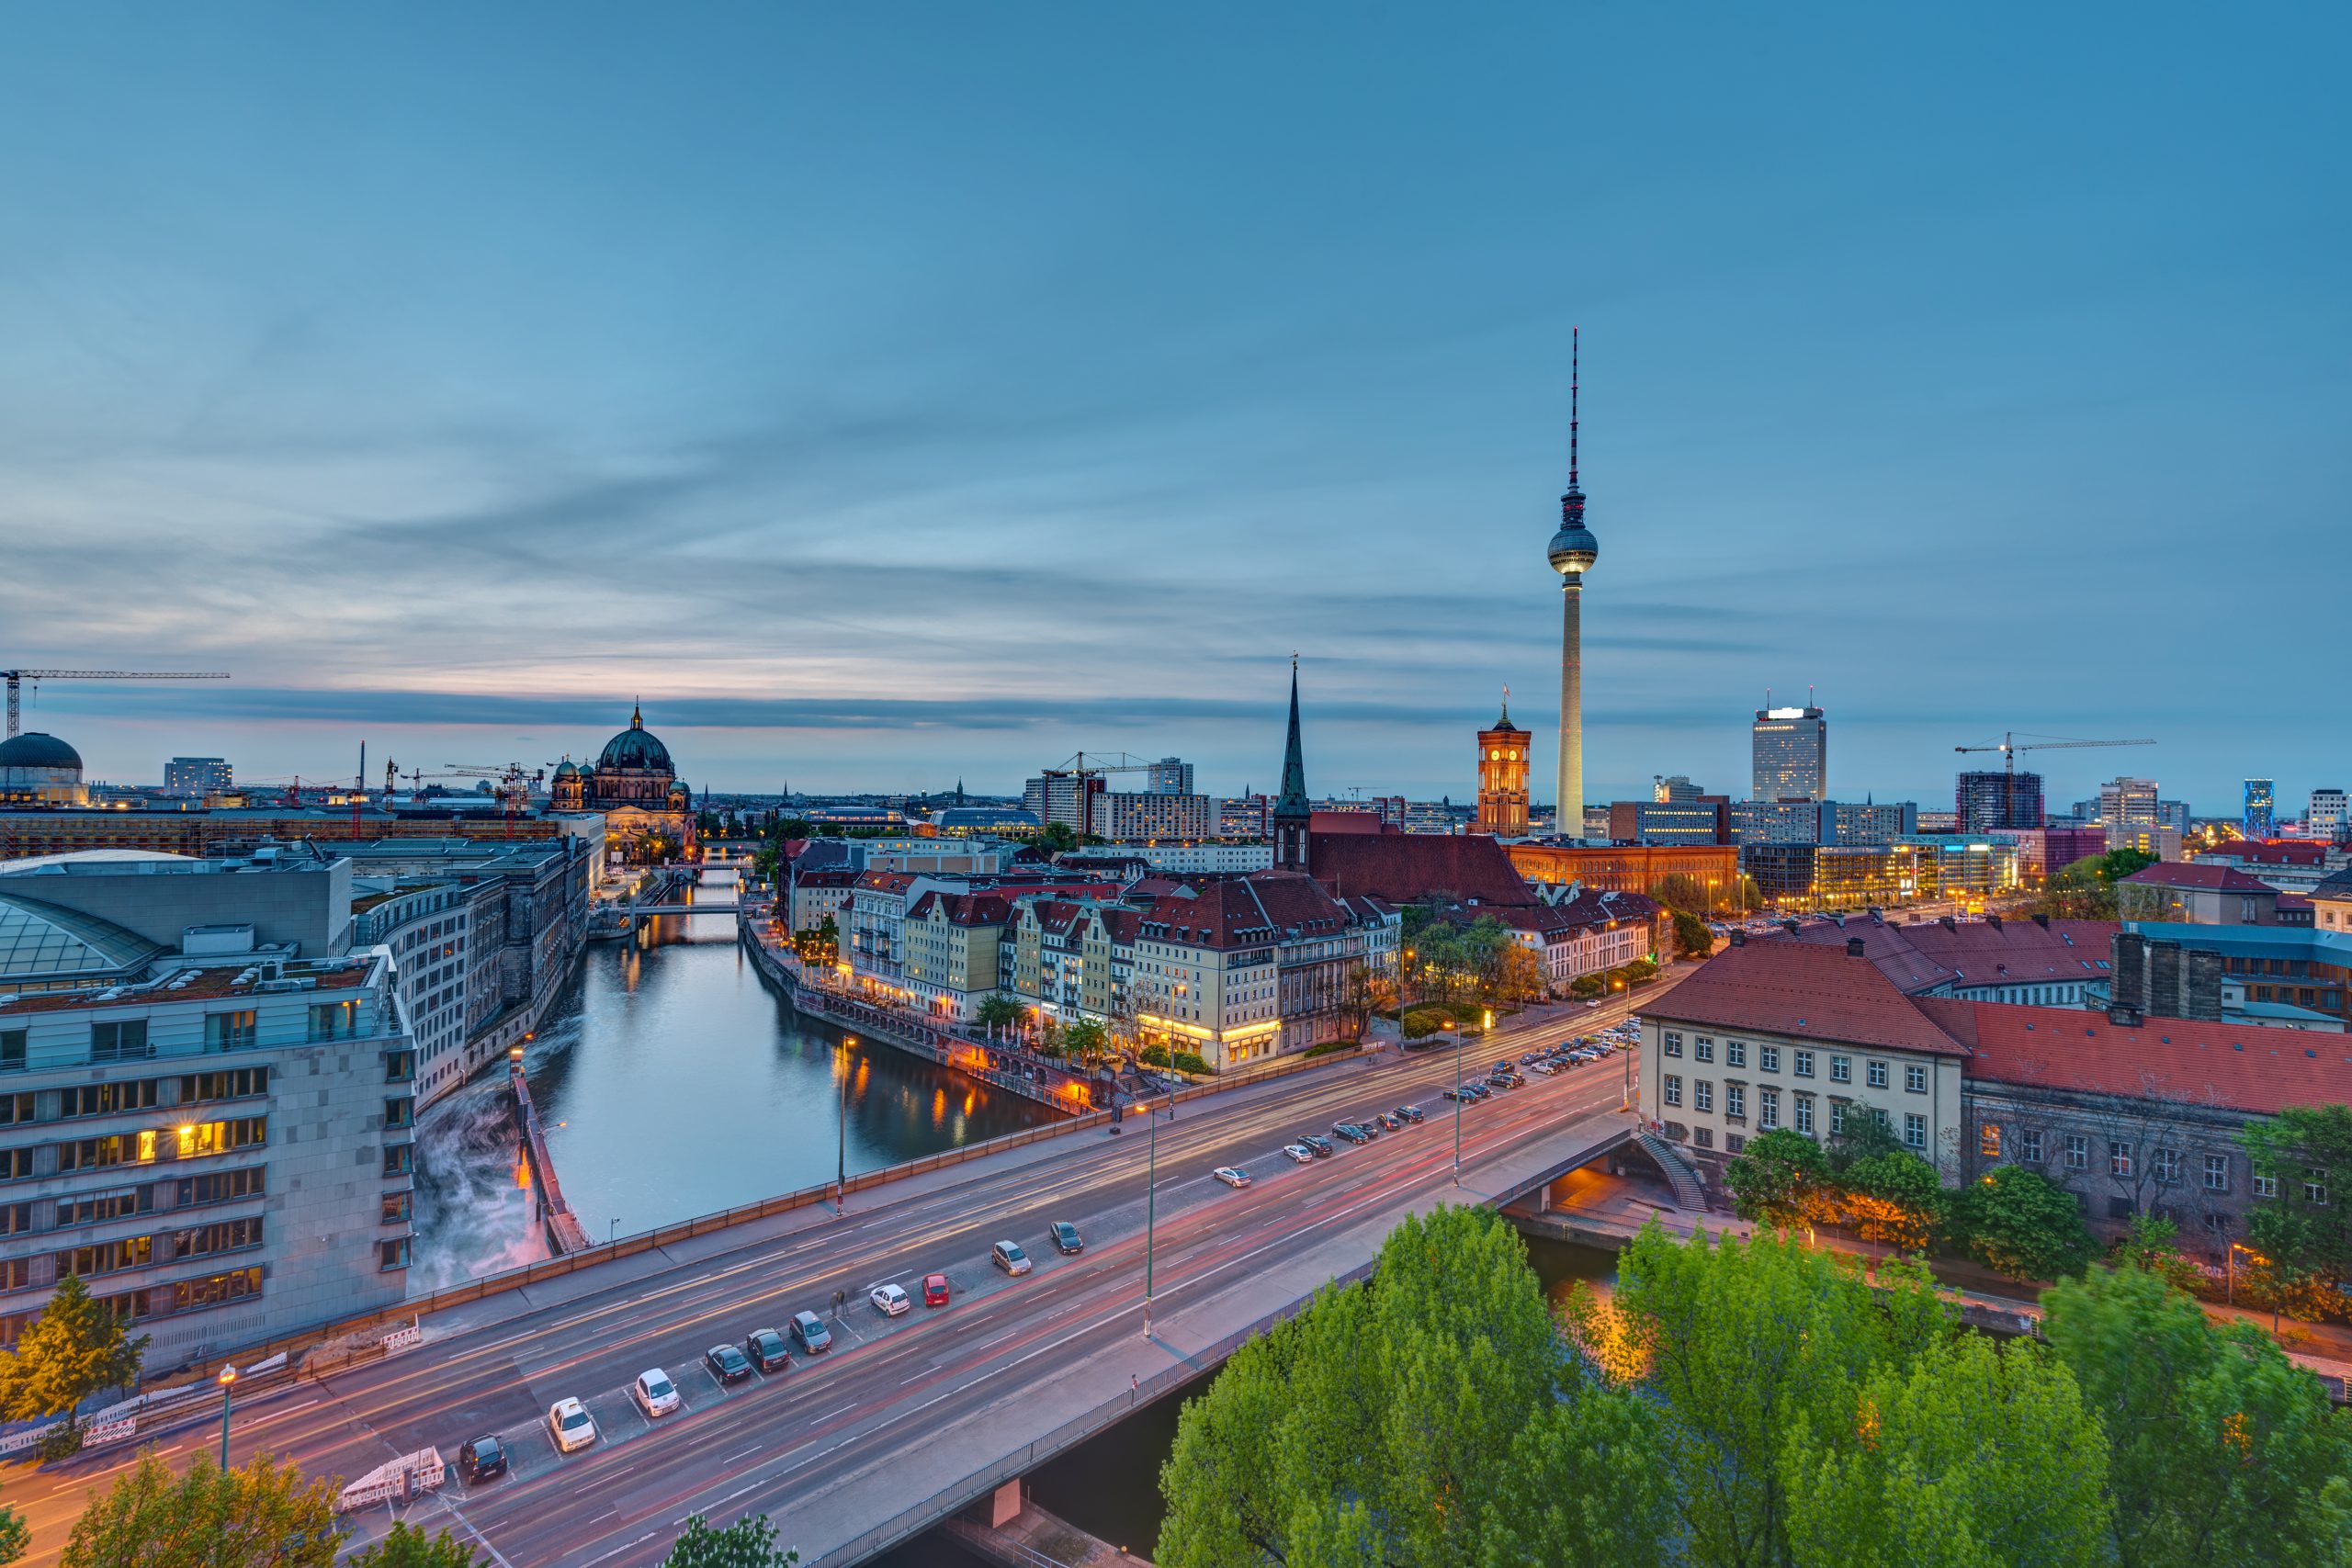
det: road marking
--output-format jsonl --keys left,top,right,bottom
{"left": 721, "top": 1443, "right": 763, "bottom": 1464}
{"left": 808, "top": 1401, "right": 856, "bottom": 1425}
{"left": 580, "top": 1531, "right": 660, "bottom": 1567}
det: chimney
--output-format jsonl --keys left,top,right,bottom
{"left": 1985, "top": 914, "right": 2002, "bottom": 931}
{"left": 2107, "top": 1004, "right": 2143, "bottom": 1028}
{"left": 1846, "top": 936, "right": 1867, "bottom": 958}
{"left": 1729, "top": 930, "right": 1747, "bottom": 947}
{"left": 1939, "top": 916, "right": 1958, "bottom": 932}
{"left": 2031, "top": 912, "right": 2050, "bottom": 930}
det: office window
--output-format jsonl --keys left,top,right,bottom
{"left": 1726, "top": 1133, "right": 1746, "bottom": 1154}
{"left": 1793, "top": 1097, "right": 1814, "bottom": 1136}
{"left": 379, "top": 1237, "right": 412, "bottom": 1271}
{"left": 2256, "top": 1173, "right": 2278, "bottom": 1199}
{"left": 1694, "top": 1037, "right": 1714, "bottom": 1064}
{"left": 1759, "top": 1089, "right": 1781, "bottom": 1130}
{"left": 2108, "top": 1197, "right": 2134, "bottom": 1221}
{"left": 0, "top": 1094, "right": 31, "bottom": 1128}
{"left": 171, "top": 1266, "right": 261, "bottom": 1311}
{"left": 1829, "top": 1055, "right": 1850, "bottom": 1084}
{"left": 175, "top": 1168, "right": 265, "bottom": 1207}
{"left": 2306, "top": 1168, "right": 2328, "bottom": 1205}
{"left": 2019, "top": 1130, "right": 2044, "bottom": 1165}
{"left": 383, "top": 1144, "right": 413, "bottom": 1177}
{"left": 1725, "top": 1040, "right": 1747, "bottom": 1068}
{"left": 383, "top": 1098, "right": 413, "bottom": 1131}
{"left": 1662, "top": 1032, "right": 1682, "bottom": 1058}
{"left": 308, "top": 1002, "right": 358, "bottom": 1042}
{"left": 1759, "top": 1045, "right": 1781, "bottom": 1074}
{"left": 1905, "top": 1065, "right": 1928, "bottom": 1094}
{"left": 171, "top": 1215, "right": 263, "bottom": 1260}
{"left": 1867, "top": 1060, "right": 1889, "bottom": 1089}
{"left": 203, "top": 1011, "right": 257, "bottom": 1051}
{"left": 2064, "top": 1134, "right": 2088, "bottom": 1171}
{"left": 1693, "top": 1126, "right": 1713, "bottom": 1149}
{"left": 384, "top": 1050, "right": 414, "bottom": 1084}
{"left": 2153, "top": 1148, "right": 2181, "bottom": 1185}
{"left": 0, "top": 1032, "right": 23, "bottom": 1073}
{"left": 1904, "top": 1113, "right": 1926, "bottom": 1150}
{"left": 178, "top": 1068, "right": 268, "bottom": 1107}
{"left": 59, "top": 1235, "right": 152, "bottom": 1278}
{"left": 89, "top": 1021, "right": 149, "bottom": 1063}
{"left": 61, "top": 1081, "right": 161, "bottom": 1120}
{"left": 0, "top": 1203, "right": 29, "bottom": 1235}
{"left": 0, "top": 1150, "right": 31, "bottom": 1184}
{"left": 1693, "top": 1080, "right": 1713, "bottom": 1113}
{"left": 1794, "top": 1050, "right": 1816, "bottom": 1079}
{"left": 1980, "top": 1122, "right": 2001, "bottom": 1158}
{"left": 1830, "top": 1101, "right": 1845, "bottom": 1135}
{"left": 1662, "top": 1075, "right": 1682, "bottom": 1108}
{"left": 2110, "top": 1142, "right": 2133, "bottom": 1179}
{"left": 2203, "top": 1154, "right": 2230, "bottom": 1193}
{"left": 380, "top": 1191, "right": 412, "bottom": 1225}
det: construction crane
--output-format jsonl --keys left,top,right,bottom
{"left": 4, "top": 669, "right": 230, "bottom": 738}
{"left": 436, "top": 764, "right": 548, "bottom": 836}
{"left": 1040, "top": 752, "right": 1156, "bottom": 839}
{"left": 1954, "top": 731, "right": 2156, "bottom": 778}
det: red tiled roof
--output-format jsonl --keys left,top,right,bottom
{"left": 793, "top": 868, "right": 858, "bottom": 887}
{"left": 1963, "top": 1005, "right": 2352, "bottom": 1116}
{"left": 1772, "top": 916, "right": 2117, "bottom": 991}
{"left": 1137, "top": 870, "right": 1360, "bottom": 949}
{"left": 853, "top": 871, "right": 919, "bottom": 893}
{"left": 1309, "top": 831, "right": 1537, "bottom": 907}
{"left": 2200, "top": 840, "right": 2330, "bottom": 866}
{"left": 909, "top": 891, "right": 1013, "bottom": 927}
{"left": 1645, "top": 940, "right": 1973, "bottom": 1056}
{"left": 2125, "top": 863, "right": 2273, "bottom": 893}
{"left": 1308, "top": 810, "right": 1389, "bottom": 836}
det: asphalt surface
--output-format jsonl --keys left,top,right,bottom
{"left": 5, "top": 992, "right": 1659, "bottom": 1567}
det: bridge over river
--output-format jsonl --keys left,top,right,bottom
{"left": 2, "top": 998, "right": 1657, "bottom": 1567}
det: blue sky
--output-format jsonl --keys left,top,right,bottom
{"left": 1, "top": 5, "right": 2344, "bottom": 814}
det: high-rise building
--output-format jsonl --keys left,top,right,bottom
{"left": 1955, "top": 769, "right": 2044, "bottom": 832}
{"left": 2311, "top": 787, "right": 2347, "bottom": 836}
{"left": 1022, "top": 774, "right": 1103, "bottom": 835}
{"left": 2098, "top": 777, "right": 2161, "bottom": 842}
{"left": 1476, "top": 700, "right": 1530, "bottom": 839}
{"left": 1750, "top": 704, "right": 1827, "bottom": 802}
{"left": 2244, "top": 779, "right": 2276, "bottom": 840}
{"left": 164, "top": 757, "right": 232, "bottom": 797}
{"left": 1653, "top": 774, "right": 1701, "bottom": 803}
{"left": 1093, "top": 792, "right": 1216, "bottom": 840}
{"left": 1146, "top": 757, "right": 1194, "bottom": 796}
{"left": 1545, "top": 329, "right": 1600, "bottom": 838}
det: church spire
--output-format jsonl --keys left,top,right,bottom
{"left": 631, "top": 699, "right": 643, "bottom": 729}
{"left": 1274, "top": 656, "right": 1311, "bottom": 872}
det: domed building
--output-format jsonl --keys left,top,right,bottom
{"left": 551, "top": 705, "right": 695, "bottom": 863}
{"left": 0, "top": 732, "right": 89, "bottom": 807}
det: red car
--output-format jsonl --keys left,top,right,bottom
{"left": 922, "top": 1272, "right": 952, "bottom": 1308}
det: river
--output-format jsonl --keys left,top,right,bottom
{"left": 412, "top": 873, "right": 1054, "bottom": 1289}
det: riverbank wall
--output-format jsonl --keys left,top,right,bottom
{"left": 509, "top": 1064, "right": 592, "bottom": 1255}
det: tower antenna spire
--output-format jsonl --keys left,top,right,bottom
{"left": 1568, "top": 326, "right": 1579, "bottom": 490}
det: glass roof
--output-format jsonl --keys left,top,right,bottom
{"left": 0, "top": 894, "right": 162, "bottom": 982}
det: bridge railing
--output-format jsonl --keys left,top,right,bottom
{"left": 808, "top": 1258, "right": 1378, "bottom": 1568}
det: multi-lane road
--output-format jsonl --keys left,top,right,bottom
{"left": 6, "top": 992, "right": 1661, "bottom": 1567}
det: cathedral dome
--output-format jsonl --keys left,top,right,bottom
{"left": 0, "top": 732, "right": 82, "bottom": 773}
{"left": 596, "top": 707, "right": 673, "bottom": 773}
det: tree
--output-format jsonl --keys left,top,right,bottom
{"left": 346, "top": 1524, "right": 477, "bottom": 1567}
{"left": 1567, "top": 974, "right": 1602, "bottom": 1000}
{"left": 2029, "top": 848, "right": 2157, "bottom": 921}
{"left": 2242, "top": 1103, "right": 2352, "bottom": 1292}
{"left": 2110, "top": 1213, "right": 2206, "bottom": 1295}
{"left": 1567, "top": 1224, "right": 1955, "bottom": 1567}
{"left": 1061, "top": 1019, "right": 1108, "bottom": 1064}
{"left": 662, "top": 1512, "right": 798, "bottom": 1567}
{"left": 975, "top": 994, "right": 1025, "bottom": 1035}
{"left": 1722, "top": 1127, "right": 1830, "bottom": 1232}
{"left": 1035, "top": 821, "right": 1080, "bottom": 854}
{"left": 1669, "top": 908, "right": 1713, "bottom": 959}
{"left": 0, "top": 1273, "right": 148, "bottom": 1448}
{"left": 1159, "top": 1206, "right": 1615, "bottom": 1567}
{"left": 1780, "top": 1333, "right": 2112, "bottom": 1568}
{"left": 62, "top": 1449, "right": 344, "bottom": 1568}
{"left": 1336, "top": 963, "right": 1394, "bottom": 1040}
{"left": 1839, "top": 1150, "right": 1946, "bottom": 1252}
{"left": 2043, "top": 1262, "right": 2352, "bottom": 1568}
{"left": 1494, "top": 942, "right": 1549, "bottom": 1004}
{"left": 1955, "top": 1165, "right": 2097, "bottom": 1282}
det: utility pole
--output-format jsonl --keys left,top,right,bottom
{"left": 837, "top": 1034, "right": 854, "bottom": 1213}
{"left": 1143, "top": 1092, "right": 1161, "bottom": 1339}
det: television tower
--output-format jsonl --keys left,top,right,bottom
{"left": 1545, "top": 329, "right": 1600, "bottom": 836}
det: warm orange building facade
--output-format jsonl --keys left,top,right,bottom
{"left": 1506, "top": 840, "right": 1739, "bottom": 900}
{"left": 1476, "top": 704, "right": 1530, "bottom": 839}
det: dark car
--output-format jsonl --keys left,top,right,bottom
{"left": 1332, "top": 1122, "right": 1371, "bottom": 1145}
{"left": 1519, "top": 1052, "right": 1540, "bottom": 1066}
{"left": 746, "top": 1327, "right": 791, "bottom": 1373}
{"left": 1298, "top": 1134, "right": 1335, "bottom": 1156}
{"left": 790, "top": 1310, "right": 833, "bottom": 1353}
{"left": 706, "top": 1342, "right": 753, "bottom": 1383}
{"left": 1051, "top": 1221, "right": 1083, "bottom": 1255}
{"left": 1377, "top": 1111, "right": 1403, "bottom": 1132}
{"left": 1461, "top": 1082, "right": 1490, "bottom": 1100}
{"left": 1395, "top": 1104, "right": 1425, "bottom": 1123}
{"left": 457, "top": 1436, "right": 506, "bottom": 1484}
{"left": 1492, "top": 1060, "right": 1512, "bottom": 1075}
{"left": 1442, "top": 1087, "right": 1467, "bottom": 1101}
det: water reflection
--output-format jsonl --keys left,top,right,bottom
{"left": 413, "top": 874, "right": 1052, "bottom": 1285}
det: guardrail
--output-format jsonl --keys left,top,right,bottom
{"left": 808, "top": 1258, "right": 1378, "bottom": 1568}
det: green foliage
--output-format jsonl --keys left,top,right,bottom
{"left": 2030, "top": 847, "right": 2158, "bottom": 920}
{"left": 2043, "top": 1262, "right": 2352, "bottom": 1567}
{"left": 1399, "top": 1007, "right": 1451, "bottom": 1040}
{"left": 1034, "top": 821, "right": 1080, "bottom": 853}
{"left": 2243, "top": 1103, "right": 2352, "bottom": 1293}
{"left": 62, "top": 1449, "right": 345, "bottom": 1568}
{"left": 1298, "top": 1040, "right": 1355, "bottom": 1059}
{"left": 1955, "top": 1165, "right": 2097, "bottom": 1281}
{"left": 661, "top": 1513, "right": 797, "bottom": 1567}
{"left": 1159, "top": 1206, "right": 1664, "bottom": 1567}
{"left": 1567, "top": 974, "right": 1602, "bottom": 999}
{"left": 1621, "top": 956, "right": 1659, "bottom": 983}
{"left": 345, "top": 1523, "right": 478, "bottom": 1567}
{"left": 974, "top": 993, "right": 1025, "bottom": 1032}
{"left": 0, "top": 1484, "right": 22, "bottom": 1565}
{"left": 1781, "top": 1333, "right": 2112, "bottom": 1568}
{"left": 1825, "top": 1105, "right": 1904, "bottom": 1172}
{"left": 1723, "top": 1127, "right": 1831, "bottom": 1232}
{"left": 1060, "top": 1019, "right": 1109, "bottom": 1061}
{"left": 1838, "top": 1150, "right": 1946, "bottom": 1252}
{"left": 1669, "top": 908, "right": 1713, "bottom": 958}
{"left": 1140, "top": 1045, "right": 1211, "bottom": 1076}
{"left": 0, "top": 1274, "right": 148, "bottom": 1431}
{"left": 2110, "top": 1213, "right": 2208, "bottom": 1294}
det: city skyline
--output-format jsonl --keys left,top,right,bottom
{"left": 3, "top": 6, "right": 2344, "bottom": 808}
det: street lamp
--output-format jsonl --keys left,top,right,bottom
{"left": 216, "top": 1363, "right": 236, "bottom": 1469}
{"left": 1143, "top": 1091, "right": 1170, "bottom": 1341}
{"left": 836, "top": 1034, "right": 855, "bottom": 1213}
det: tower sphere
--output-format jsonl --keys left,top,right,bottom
{"left": 1548, "top": 521, "right": 1598, "bottom": 576}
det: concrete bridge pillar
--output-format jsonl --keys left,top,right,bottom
{"left": 989, "top": 1479, "right": 1023, "bottom": 1528}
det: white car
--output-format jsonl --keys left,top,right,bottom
{"left": 633, "top": 1369, "right": 680, "bottom": 1417}
{"left": 548, "top": 1397, "right": 596, "bottom": 1452}
{"left": 1281, "top": 1143, "right": 1316, "bottom": 1163}
{"left": 1213, "top": 1167, "right": 1251, "bottom": 1189}
{"left": 991, "top": 1240, "right": 1032, "bottom": 1276}
{"left": 870, "top": 1282, "right": 910, "bottom": 1316}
